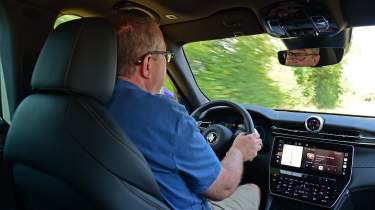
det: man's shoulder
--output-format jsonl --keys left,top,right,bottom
{"left": 152, "top": 95, "right": 187, "bottom": 116}
{"left": 110, "top": 80, "right": 190, "bottom": 122}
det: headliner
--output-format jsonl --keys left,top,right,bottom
{"left": 10, "top": 0, "right": 375, "bottom": 43}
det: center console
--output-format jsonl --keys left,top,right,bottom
{"left": 270, "top": 136, "right": 354, "bottom": 208}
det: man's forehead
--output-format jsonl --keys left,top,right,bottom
{"left": 161, "top": 40, "right": 167, "bottom": 50}
{"left": 289, "top": 48, "right": 319, "bottom": 54}
{"left": 156, "top": 28, "right": 167, "bottom": 49}
{"left": 305, "top": 48, "right": 319, "bottom": 53}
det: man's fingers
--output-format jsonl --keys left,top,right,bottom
{"left": 254, "top": 137, "right": 263, "bottom": 151}
{"left": 254, "top": 128, "right": 259, "bottom": 135}
{"left": 245, "top": 133, "right": 259, "bottom": 140}
{"left": 237, "top": 132, "right": 246, "bottom": 137}
{"left": 252, "top": 132, "right": 260, "bottom": 139}
{"left": 257, "top": 142, "right": 263, "bottom": 151}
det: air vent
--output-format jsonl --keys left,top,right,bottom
{"left": 272, "top": 126, "right": 360, "bottom": 142}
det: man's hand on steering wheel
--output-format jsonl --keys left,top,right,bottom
{"left": 231, "top": 132, "right": 262, "bottom": 162}
{"left": 191, "top": 100, "right": 264, "bottom": 160}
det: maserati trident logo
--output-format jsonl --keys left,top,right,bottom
{"left": 206, "top": 132, "right": 217, "bottom": 144}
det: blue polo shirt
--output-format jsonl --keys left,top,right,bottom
{"left": 107, "top": 80, "right": 221, "bottom": 210}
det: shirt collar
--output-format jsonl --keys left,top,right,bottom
{"left": 116, "top": 79, "right": 142, "bottom": 91}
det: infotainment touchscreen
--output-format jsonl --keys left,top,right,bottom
{"left": 274, "top": 140, "right": 349, "bottom": 175}
{"left": 270, "top": 136, "right": 353, "bottom": 207}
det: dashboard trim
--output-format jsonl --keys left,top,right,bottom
{"left": 272, "top": 127, "right": 375, "bottom": 147}
{"left": 273, "top": 132, "right": 375, "bottom": 147}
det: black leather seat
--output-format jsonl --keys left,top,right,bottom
{"left": 3, "top": 18, "right": 169, "bottom": 210}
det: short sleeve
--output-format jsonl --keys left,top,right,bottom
{"left": 173, "top": 113, "right": 221, "bottom": 194}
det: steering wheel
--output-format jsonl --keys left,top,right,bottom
{"left": 191, "top": 100, "right": 255, "bottom": 158}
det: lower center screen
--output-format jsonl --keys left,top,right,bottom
{"left": 281, "top": 144, "right": 303, "bottom": 167}
{"left": 280, "top": 144, "right": 345, "bottom": 174}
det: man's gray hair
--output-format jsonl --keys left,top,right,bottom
{"left": 112, "top": 10, "right": 161, "bottom": 77}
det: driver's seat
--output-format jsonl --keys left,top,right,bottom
{"left": 3, "top": 18, "right": 169, "bottom": 210}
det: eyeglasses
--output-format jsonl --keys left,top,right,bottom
{"left": 135, "top": 51, "right": 174, "bottom": 65}
{"left": 287, "top": 52, "right": 319, "bottom": 57}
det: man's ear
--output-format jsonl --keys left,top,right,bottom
{"left": 313, "top": 55, "right": 321, "bottom": 66}
{"left": 140, "top": 55, "right": 152, "bottom": 79}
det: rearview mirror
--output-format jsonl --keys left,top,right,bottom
{"left": 278, "top": 48, "right": 344, "bottom": 67}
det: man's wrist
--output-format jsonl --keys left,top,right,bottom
{"left": 226, "top": 147, "right": 244, "bottom": 162}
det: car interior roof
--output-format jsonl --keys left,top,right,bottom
{"left": 13, "top": 0, "right": 375, "bottom": 43}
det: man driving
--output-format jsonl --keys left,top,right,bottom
{"left": 108, "top": 10, "right": 262, "bottom": 210}
{"left": 285, "top": 48, "right": 320, "bottom": 67}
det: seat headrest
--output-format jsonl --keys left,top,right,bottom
{"left": 31, "top": 18, "right": 117, "bottom": 104}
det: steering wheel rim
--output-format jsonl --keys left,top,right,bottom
{"left": 191, "top": 100, "right": 255, "bottom": 158}
{"left": 191, "top": 100, "right": 255, "bottom": 133}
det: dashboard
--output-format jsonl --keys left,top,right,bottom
{"left": 195, "top": 105, "right": 375, "bottom": 210}
{"left": 270, "top": 136, "right": 353, "bottom": 208}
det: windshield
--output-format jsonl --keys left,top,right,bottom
{"left": 184, "top": 26, "right": 375, "bottom": 117}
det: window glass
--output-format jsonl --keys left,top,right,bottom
{"left": 54, "top": 14, "right": 81, "bottom": 29}
{"left": 184, "top": 26, "right": 375, "bottom": 117}
{"left": 161, "top": 75, "right": 176, "bottom": 99}
{"left": 0, "top": 54, "right": 10, "bottom": 123}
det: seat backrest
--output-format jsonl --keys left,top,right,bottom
{"left": 3, "top": 18, "right": 169, "bottom": 210}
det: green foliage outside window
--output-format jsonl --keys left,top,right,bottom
{"left": 294, "top": 64, "right": 343, "bottom": 109}
{"left": 163, "top": 76, "right": 175, "bottom": 93}
{"left": 54, "top": 14, "right": 81, "bottom": 29}
{"left": 185, "top": 36, "right": 290, "bottom": 108}
{"left": 184, "top": 34, "right": 346, "bottom": 112}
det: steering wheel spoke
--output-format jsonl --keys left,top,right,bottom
{"left": 191, "top": 100, "right": 255, "bottom": 159}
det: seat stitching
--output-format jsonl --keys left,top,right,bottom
{"left": 63, "top": 21, "right": 84, "bottom": 87}
{"left": 120, "top": 181, "right": 167, "bottom": 210}
{"left": 31, "top": 87, "right": 102, "bottom": 104}
{"left": 63, "top": 100, "right": 155, "bottom": 195}
{"left": 71, "top": 98, "right": 165, "bottom": 199}
{"left": 77, "top": 99, "right": 141, "bottom": 158}
{"left": 80, "top": 100, "right": 124, "bottom": 140}
{"left": 64, "top": 128, "right": 160, "bottom": 206}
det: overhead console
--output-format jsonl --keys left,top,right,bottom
{"left": 259, "top": 1, "right": 344, "bottom": 38}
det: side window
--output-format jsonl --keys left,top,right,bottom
{"left": 0, "top": 53, "right": 9, "bottom": 123}
{"left": 162, "top": 75, "right": 175, "bottom": 97}
{"left": 0, "top": 7, "right": 10, "bottom": 123}
{"left": 54, "top": 14, "right": 81, "bottom": 29}
{"left": 162, "top": 75, "right": 193, "bottom": 111}
{"left": 161, "top": 75, "right": 180, "bottom": 101}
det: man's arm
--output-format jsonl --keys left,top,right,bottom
{"left": 202, "top": 147, "right": 243, "bottom": 201}
{"left": 202, "top": 133, "right": 262, "bottom": 201}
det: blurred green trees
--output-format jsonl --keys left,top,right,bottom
{"left": 294, "top": 64, "right": 343, "bottom": 109}
{"left": 184, "top": 35, "right": 344, "bottom": 110}
{"left": 54, "top": 15, "right": 81, "bottom": 29}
